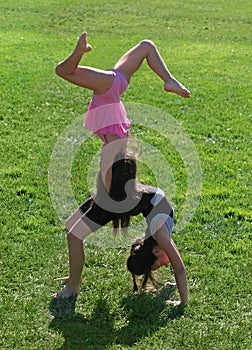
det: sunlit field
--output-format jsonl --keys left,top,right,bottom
{"left": 1, "top": 1, "right": 251, "bottom": 349}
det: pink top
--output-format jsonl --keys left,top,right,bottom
{"left": 84, "top": 69, "right": 130, "bottom": 142}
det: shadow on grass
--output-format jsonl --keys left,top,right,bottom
{"left": 49, "top": 286, "right": 185, "bottom": 349}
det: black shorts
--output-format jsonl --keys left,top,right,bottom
{"left": 79, "top": 197, "right": 115, "bottom": 232}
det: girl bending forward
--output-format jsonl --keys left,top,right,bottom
{"left": 52, "top": 153, "right": 188, "bottom": 307}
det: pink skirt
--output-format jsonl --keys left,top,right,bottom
{"left": 84, "top": 102, "right": 130, "bottom": 143}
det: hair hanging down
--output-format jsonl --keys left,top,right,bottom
{"left": 109, "top": 151, "right": 137, "bottom": 202}
{"left": 96, "top": 151, "right": 138, "bottom": 236}
{"left": 127, "top": 236, "right": 160, "bottom": 291}
{"left": 110, "top": 151, "right": 137, "bottom": 236}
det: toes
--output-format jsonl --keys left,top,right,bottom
{"left": 54, "top": 276, "right": 70, "bottom": 283}
{"left": 164, "top": 80, "right": 190, "bottom": 98}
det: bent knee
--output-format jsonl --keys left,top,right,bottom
{"left": 65, "top": 222, "right": 71, "bottom": 233}
{"left": 139, "top": 39, "right": 156, "bottom": 49}
{"left": 65, "top": 209, "right": 83, "bottom": 232}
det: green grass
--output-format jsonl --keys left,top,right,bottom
{"left": 1, "top": 0, "right": 251, "bottom": 349}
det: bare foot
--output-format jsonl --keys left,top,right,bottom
{"left": 77, "top": 31, "right": 92, "bottom": 54}
{"left": 166, "top": 299, "right": 181, "bottom": 306}
{"left": 51, "top": 285, "right": 79, "bottom": 299}
{"left": 52, "top": 276, "right": 82, "bottom": 299}
{"left": 164, "top": 76, "right": 190, "bottom": 98}
{"left": 54, "top": 276, "right": 83, "bottom": 284}
{"left": 54, "top": 276, "right": 70, "bottom": 283}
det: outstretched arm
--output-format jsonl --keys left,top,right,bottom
{"left": 155, "top": 224, "right": 188, "bottom": 305}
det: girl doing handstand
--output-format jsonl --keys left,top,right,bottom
{"left": 55, "top": 32, "right": 190, "bottom": 192}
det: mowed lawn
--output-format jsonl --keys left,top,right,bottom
{"left": 0, "top": 0, "right": 251, "bottom": 349}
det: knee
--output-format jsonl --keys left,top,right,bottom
{"left": 65, "top": 220, "right": 72, "bottom": 233}
{"left": 65, "top": 218, "right": 75, "bottom": 234}
{"left": 139, "top": 39, "right": 156, "bottom": 50}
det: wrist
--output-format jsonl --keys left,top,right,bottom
{"left": 180, "top": 297, "right": 188, "bottom": 304}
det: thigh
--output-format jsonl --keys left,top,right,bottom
{"left": 69, "top": 217, "right": 92, "bottom": 241}
{"left": 66, "top": 197, "right": 94, "bottom": 231}
{"left": 114, "top": 42, "right": 147, "bottom": 82}
{"left": 65, "top": 208, "right": 83, "bottom": 232}
{"left": 103, "top": 134, "right": 122, "bottom": 143}
{"left": 67, "top": 66, "right": 115, "bottom": 94}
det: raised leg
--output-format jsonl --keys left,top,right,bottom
{"left": 114, "top": 40, "right": 190, "bottom": 98}
{"left": 56, "top": 32, "right": 115, "bottom": 94}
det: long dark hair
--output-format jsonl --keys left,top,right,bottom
{"left": 96, "top": 151, "right": 138, "bottom": 236}
{"left": 127, "top": 236, "right": 160, "bottom": 291}
{"left": 109, "top": 152, "right": 137, "bottom": 201}
{"left": 111, "top": 152, "right": 138, "bottom": 236}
